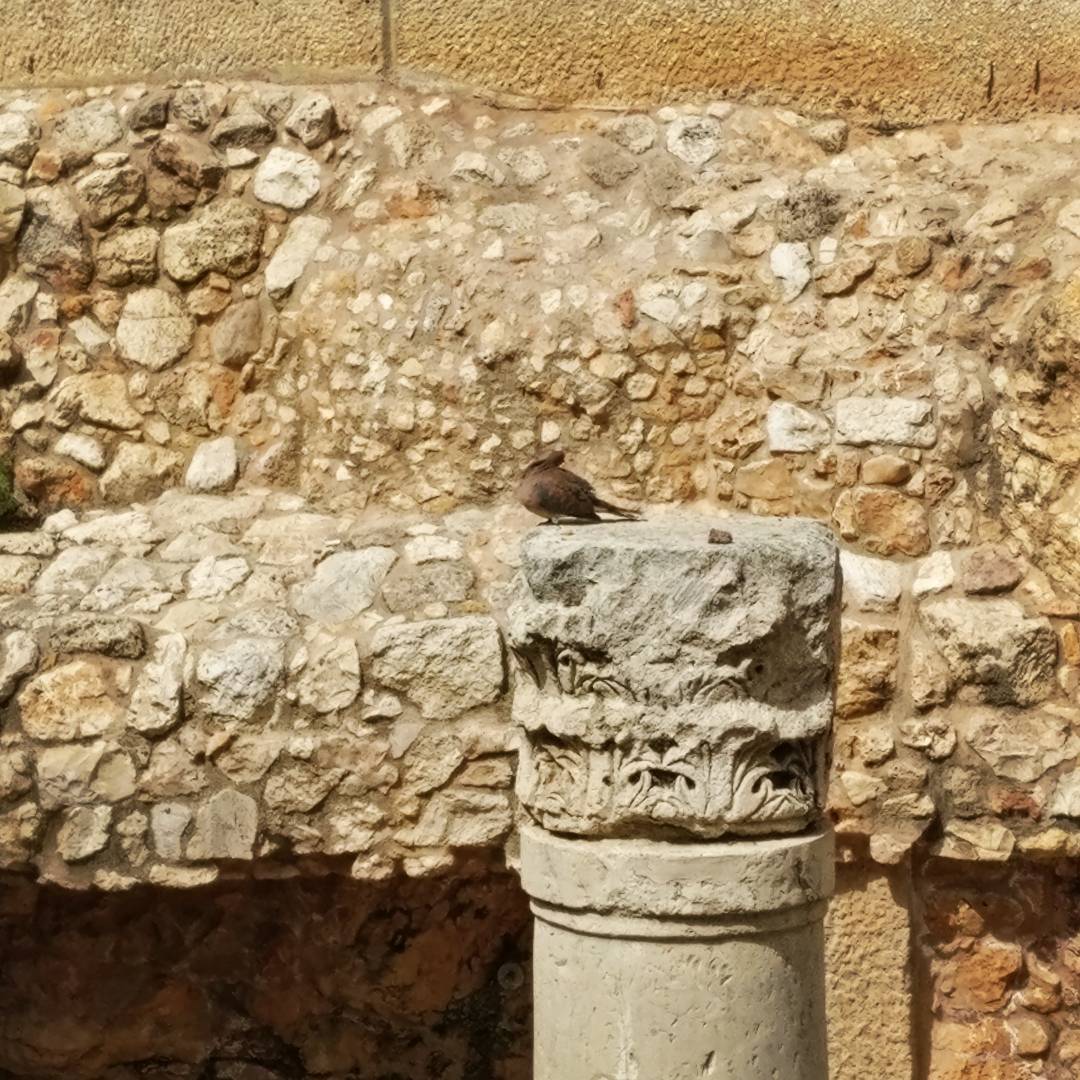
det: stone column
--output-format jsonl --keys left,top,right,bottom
{"left": 506, "top": 514, "right": 839, "bottom": 1080}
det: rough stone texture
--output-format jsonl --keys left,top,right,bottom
{"left": 265, "top": 214, "right": 331, "bottom": 299}
{"left": 73, "top": 164, "right": 145, "bottom": 227}
{"left": 524, "top": 827, "right": 831, "bottom": 1080}
{"left": 159, "top": 199, "right": 264, "bottom": 283}
{"left": 253, "top": 147, "right": 322, "bottom": 209}
{"left": 185, "top": 436, "right": 238, "bottom": 492}
{"left": 16, "top": 186, "right": 93, "bottom": 289}
{"left": 0, "top": 111, "right": 39, "bottom": 167}
{"left": 0, "top": 182, "right": 25, "bottom": 247}
{"left": 94, "top": 226, "right": 159, "bottom": 287}
{"left": 195, "top": 636, "right": 285, "bottom": 720}
{"left": 389, "top": 0, "right": 1080, "bottom": 124}
{"left": 2, "top": 1, "right": 381, "bottom": 86}
{"left": 56, "top": 804, "right": 111, "bottom": 861}
{"left": 285, "top": 92, "right": 336, "bottom": 147}
{"left": 48, "top": 613, "right": 145, "bottom": 658}
{"left": 840, "top": 552, "right": 902, "bottom": 613}
{"left": 99, "top": 443, "right": 183, "bottom": 503}
{"left": 17, "top": 660, "right": 124, "bottom": 741}
{"left": 834, "top": 396, "right": 937, "bottom": 448}
{"left": 834, "top": 489, "right": 931, "bottom": 557}
{"left": 824, "top": 863, "right": 913, "bottom": 1080}
{"left": 921, "top": 599, "right": 1058, "bottom": 707}
{"left": 371, "top": 615, "right": 504, "bottom": 720}
{"left": 128, "top": 633, "right": 185, "bottom": 735}
{"left": 508, "top": 515, "right": 838, "bottom": 838}
{"left": 0, "top": 492, "right": 515, "bottom": 889}
{"left": 291, "top": 548, "right": 397, "bottom": 622}
{"left": 767, "top": 401, "right": 830, "bottom": 453}
{"left": 50, "top": 99, "right": 122, "bottom": 168}
{"left": 115, "top": 287, "right": 195, "bottom": 371}
{"left": 0, "top": 5, "right": 1079, "bottom": 127}
{"left": 2, "top": 77, "right": 1080, "bottom": 1076}
{"left": 186, "top": 788, "right": 258, "bottom": 860}
{"left": 0, "top": 868, "right": 532, "bottom": 1078}
{"left": 836, "top": 622, "right": 899, "bottom": 719}
{"left": 210, "top": 296, "right": 263, "bottom": 367}
{"left": 919, "top": 858, "right": 1080, "bottom": 1078}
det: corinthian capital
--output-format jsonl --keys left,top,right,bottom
{"left": 507, "top": 515, "right": 840, "bottom": 840}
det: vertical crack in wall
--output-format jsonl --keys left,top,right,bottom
{"left": 380, "top": 0, "right": 394, "bottom": 76}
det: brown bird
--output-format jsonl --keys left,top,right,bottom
{"left": 516, "top": 450, "right": 641, "bottom": 525}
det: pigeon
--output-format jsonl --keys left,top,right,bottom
{"left": 516, "top": 450, "right": 640, "bottom": 525}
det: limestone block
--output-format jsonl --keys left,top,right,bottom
{"left": 52, "top": 372, "right": 142, "bottom": 431}
{"left": 295, "top": 633, "right": 362, "bottom": 714}
{"left": 825, "top": 863, "right": 913, "bottom": 1080}
{"left": 17, "top": 187, "right": 93, "bottom": 289}
{"left": 253, "top": 147, "right": 322, "bottom": 209}
{"left": 128, "top": 634, "right": 186, "bottom": 736}
{"left": 391, "top": 0, "right": 1080, "bottom": 124}
{"left": 195, "top": 636, "right": 285, "bottom": 720}
{"left": 56, "top": 805, "right": 111, "bottom": 862}
{"left": 51, "top": 99, "right": 122, "bottom": 168}
{"left": 835, "top": 396, "right": 937, "bottom": 448}
{"left": 74, "top": 164, "right": 145, "bottom": 227}
{"left": 291, "top": 547, "right": 397, "bottom": 622}
{"left": 285, "top": 92, "right": 336, "bottom": 148}
{"left": 965, "top": 711, "right": 1078, "bottom": 782}
{"left": 99, "top": 444, "right": 183, "bottom": 504}
{"left": 836, "top": 622, "right": 899, "bottom": 719}
{"left": 159, "top": 199, "right": 264, "bottom": 284}
{"left": 48, "top": 614, "right": 146, "bottom": 659}
{"left": 264, "top": 215, "right": 331, "bottom": 300}
{"left": 116, "top": 288, "right": 195, "bottom": 371}
{"left": 2, "top": 0, "right": 381, "bottom": 85}
{"left": 840, "top": 551, "right": 903, "bottom": 613}
{"left": 370, "top": 616, "right": 505, "bottom": 719}
{"left": 0, "top": 630, "right": 38, "bottom": 704}
{"left": 185, "top": 555, "right": 250, "bottom": 599}
{"left": 0, "top": 182, "right": 25, "bottom": 247}
{"left": 186, "top": 789, "right": 257, "bottom": 860}
{"left": 767, "top": 401, "right": 831, "bottom": 453}
{"left": 920, "top": 599, "right": 1058, "bottom": 706}
{"left": 35, "top": 741, "right": 107, "bottom": 809}
{"left": 18, "top": 660, "right": 124, "bottom": 742}
{"left": 0, "top": 111, "right": 39, "bottom": 167}
{"left": 185, "top": 437, "right": 239, "bottom": 493}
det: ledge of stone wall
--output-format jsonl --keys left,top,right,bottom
{"left": 8, "top": 0, "right": 1080, "bottom": 123}
{"left": 2, "top": 0, "right": 382, "bottom": 88}
{"left": 0, "top": 491, "right": 522, "bottom": 889}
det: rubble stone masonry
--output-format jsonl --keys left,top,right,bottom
{"left": 2, "top": 71, "right": 1080, "bottom": 1078}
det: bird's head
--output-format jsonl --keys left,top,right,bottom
{"left": 522, "top": 449, "right": 566, "bottom": 475}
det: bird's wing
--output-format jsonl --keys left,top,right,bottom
{"left": 560, "top": 468, "right": 599, "bottom": 498}
{"left": 561, "top": 469, "right": 639, "bottom": 519}
{"left": 535, "top": 470, "right": 602, "bottom": 519}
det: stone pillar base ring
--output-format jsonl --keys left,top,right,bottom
{"left": 529, "top": 897, "right": 830, "bottom": 941}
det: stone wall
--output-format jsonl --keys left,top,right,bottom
{"left": 11, "top": 1, "right": 1080, "bottom": 124}
{"left": 0, "top": 859, "right": 533, "bottom": 1079}
{"left": 4, "top": 79, "right": 1080, "bottom": 1075}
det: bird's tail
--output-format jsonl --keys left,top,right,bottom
{"left": 593, "top": 497, "right": 641, "bottom": 520}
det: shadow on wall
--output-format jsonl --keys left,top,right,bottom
{"left": 0, "top": 862, "right": 532, "bottom": 1080}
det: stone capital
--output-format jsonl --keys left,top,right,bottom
{"left": 506, "top": 514, "right": 840, "bottom": 840}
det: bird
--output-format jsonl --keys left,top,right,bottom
{"left": 516, "top": 450, "right": 641, "bottom": 525}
